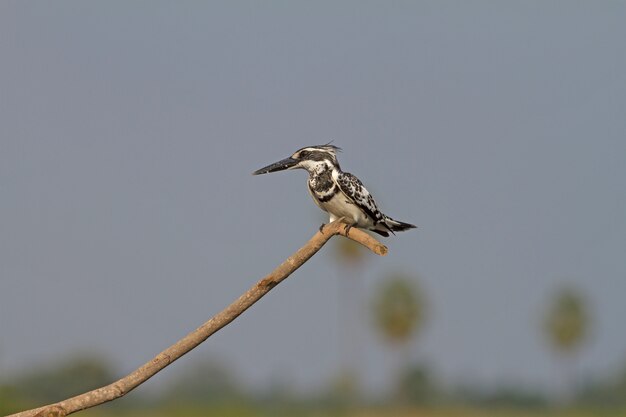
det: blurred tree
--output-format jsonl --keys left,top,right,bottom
{"left": 0, "top": 384, "right": 25, "bottom": 415}
{"left": 615, "top": 363, "right": 626, "bottom": 405}
{"left": 332, "top": 238, "right": 367, "bottom": 403}
{"left": 575, "top": 356, "right": 626, "bottom": 407}
{"left": 398, "top": 363, "right": 439, "bottom": 405}
{"left": 161, "top": 358, "right": 243, "bottom": 406}
{"left": 373, "top": 274, "right": 425, "bottom": 346}
{"left": 372, "top": 273, "right": 427, "bottom": 402}
{"left": 544, "top": 286, "right": 589, "bottom": 353}
{"left": 460, "top": 385, "right": 548, "bottom": 408}
{"left": 543, "top": 285, "right": 590, "bottom": 402}
{"left": 10, "top": 353, "right": 114, "bottom": 405}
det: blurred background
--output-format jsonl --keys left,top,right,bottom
{"left": 1, "top": 2, "right": 625, "bottom": 416}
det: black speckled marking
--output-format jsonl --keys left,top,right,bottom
{"left": 315, "top": 185, "right": 338, "bottom": 202}
{"left": 309, "top": 169, "right": 334, "bottom": 193}
{"left": 337, "top": 171, "right": 384, "bottom": 224}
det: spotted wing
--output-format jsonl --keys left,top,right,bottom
{"left": 336, "top": 172, "right": 385, "bottom": 225}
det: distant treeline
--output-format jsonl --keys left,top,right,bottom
{"left": 3, "top": 352, "right": 626, "bottom": 415}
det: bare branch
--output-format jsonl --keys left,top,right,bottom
{"left": 9, "top": 220, "right": 386, "bottom": 417}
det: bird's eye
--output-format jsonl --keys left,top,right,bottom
{"left": 299, "top": 151, "right": 309, "bottom": 159}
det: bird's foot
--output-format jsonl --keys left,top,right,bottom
{"left": 343, "top": 223, "right": 354, "bottom": 236}
{"left": 319, "top": 223, "right": 326, "bottom": 234}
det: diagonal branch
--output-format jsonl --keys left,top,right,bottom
{"left": 9, "top": 220, "right": 387, "bottom": 417}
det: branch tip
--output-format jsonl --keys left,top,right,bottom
{"left": 327, "top": 219, "right": 388, "bottom": 256}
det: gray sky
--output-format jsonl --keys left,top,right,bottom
{"left": 2, "top": 1, "right": 625, "bottom": 395}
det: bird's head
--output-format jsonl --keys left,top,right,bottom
{"left": 252, "top": 144, "right": 341, "bottom": 175}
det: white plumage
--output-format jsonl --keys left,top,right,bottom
{"left": 253, "top": 144, "right": 416, "bottom": 237}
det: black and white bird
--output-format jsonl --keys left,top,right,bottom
{"left": 253, "top": 144, "right": 416, "bottom": 237}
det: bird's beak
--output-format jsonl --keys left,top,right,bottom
{"left": 252, "top": 157, "right": 299, "bottom": 175}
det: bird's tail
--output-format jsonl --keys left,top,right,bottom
{"left": 372, "top": 216, "right": 416, "bottom": 237}
{"left": 384, "top": 216, "right": 417, "bottom": 232}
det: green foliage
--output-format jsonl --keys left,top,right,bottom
{"left": 0, "top": 384, "right": 27, "bottom": 415}
{"left": 544, "top": 286, "right": 589, "bottom": 354}
{"left": 453, "top": 385, "right": 549, "bottom": 409}
{"left": 9, "top": 353, "right": 114, "bottom": 405}
{"left": 575, "top": 360, "right": 626, "bottom": 407}
{"left": 160, "top": 359, "right": 244, "bottom": 406}
{"left": 58, "top": 404, "right": 626, "bottom": 417}
{"left": 397, "top": 364, "right": 439, "bottom": 405}
{"left": 372, "top": 274, "right": 426, "bottom": 346}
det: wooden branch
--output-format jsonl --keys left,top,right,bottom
{"left": 9, "top": 220, "right": 386, "bottom": 417}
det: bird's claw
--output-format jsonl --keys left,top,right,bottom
{"left": 319, "top": 223, "right": 326, "bottom": 234}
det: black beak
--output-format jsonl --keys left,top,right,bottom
{"left": 252, "top": 157, "right": 299, "bottom": 175}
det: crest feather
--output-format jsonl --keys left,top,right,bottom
{"left": 299, "top": 143, "right": 341, "bottom": 155}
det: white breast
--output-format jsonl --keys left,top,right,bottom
{"left": 316, "top": 192, "right": 374, "bottom": 228}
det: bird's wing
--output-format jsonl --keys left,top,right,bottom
{"left": 335, "top": 172, "right": 385, "bottom": 224}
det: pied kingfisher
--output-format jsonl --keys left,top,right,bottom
{"left": 253, "top": 144, "right": 416, "bottom": 237}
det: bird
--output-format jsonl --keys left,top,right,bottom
{"left": 252, "top": 144, "right": 416, "bottom": 237}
